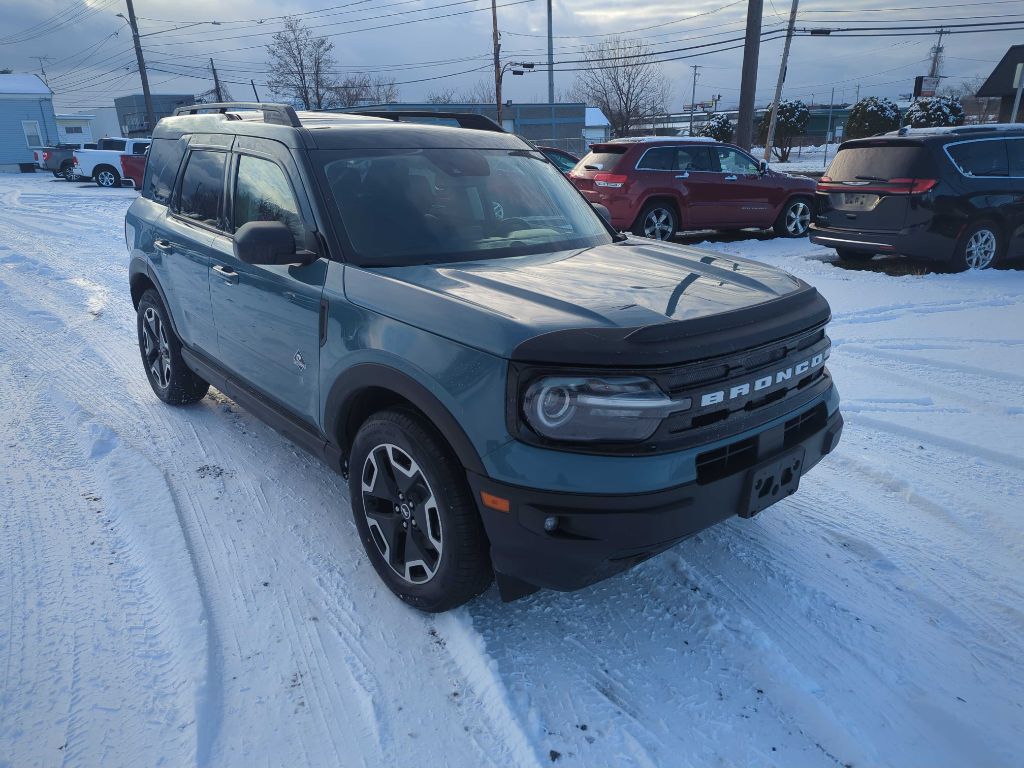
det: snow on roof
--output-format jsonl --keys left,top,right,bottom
{"left": 585, "top": 107, "right": 610, "bottom": 127}
{"left": 608, "top": 135, "right": 719, "bottom": 144}
{"left": 0, "top": 73, "right": 52, "bottom": 96}
{"left": 884, "top": 123, "right": 1024, "bottom": 137}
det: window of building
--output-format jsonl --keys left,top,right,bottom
{"left": 64, "top": 126, "right": 84, "bottom": 134}
{"left": 22, "top": 121, "right": 41, "bottom": 147}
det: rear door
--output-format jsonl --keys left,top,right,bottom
{"left": 208, "top": 139, "right": 326, "bottom": 426}
{"left": 1006, "top": 138, "right": 1024, "bottom": 259}
{"left": 670, "top": 145, "right": 724, "bottom": 227}
{"left": 815, "top": 142, "right": 934, "bottom": 233}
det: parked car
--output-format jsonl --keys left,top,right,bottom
{"left": 126, "top": 103, "right": 842, "bottom": 612}
{"left": 570, "top": 137, "right": 817, "bottom": 240}
{"left": 74, "top": 137, "right": 150, "bottom": 187}
{"left": 33, "top": 143, "right": 96, "bottom": 179}
{"left": 810, "top": 125, "right": 1024, "bottom": 271}
{"left": 120, "top": 153, "right": 147, "bottom": 189}
{"left": 536, "top": 145, "right": 580, "bottom": 174}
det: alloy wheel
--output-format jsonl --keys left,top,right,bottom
{"left": 141, "top": 307, "right": 172, "bottom": 389}
{"left": 785, "top": 200, "right": 811, "bottom": 236}
{"left": 964, "top": 228, "right": 996, "bottom": 270}
{"left": 361, "top": 443, "right": 443, "bottom": 584}
{"left": 98, "top": 170, "right": 116, "bottom": 187}
{"left": 643, "top": 208, "right": 674, "bottom": 240}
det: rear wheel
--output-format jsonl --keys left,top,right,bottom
{"left": 774, "top": 197, "right": 812, "bottom": 237}
{"left": 632, "top": 202, "right": 678, "bottom": 241}
{"left": 349, "top": 408, "right": 492, "bottom": 612}
{"left": 136, "top": 290, "right": 209, "bottom": 405}
{"left": 95, "top": 166, "right": 120, "bottom": 188}
{"left": 951, "top": 220, "right": 1001, "bottom": 272}
{"left": 61, "top": 162, "right": 76, "bottom": 181}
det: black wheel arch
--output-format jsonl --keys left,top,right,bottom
{"left": 324, "top": 363, "right": 487, "bottom": 477}
{"left": 129, "top": 260, "right": 183, "bottom": 338}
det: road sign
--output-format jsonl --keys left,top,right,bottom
{"left": 914, "top": 76, "right": 940, "bottom": 98}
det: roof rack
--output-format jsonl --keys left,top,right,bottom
{"left": 352, "top": 110, "right": 504, "bottom": 133}
{"left": 172, "top": 102, "right": 301, "bottom": 127}
{"left": 890, "top": 123, "right": 1024, "bottom": 137}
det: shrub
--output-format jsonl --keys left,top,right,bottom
{"left": 845, "top": 97, "right": 901, "bottom": 139}
{"left": 904, "top": 96, "right": 964, "bottom": 128}
{"left": 695, "top": 113, "right": 735, "bottom": 142}
{"left": 757, "top": 99, "right": 809, "bottom": 162}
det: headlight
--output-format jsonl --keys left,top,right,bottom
{"left": 522, "top": 376, "right": 690, "bottom": 442}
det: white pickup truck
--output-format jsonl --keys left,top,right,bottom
{"left": 73, "top": 137, "right": 150, "bottom": 188}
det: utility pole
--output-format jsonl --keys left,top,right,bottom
{"left": 855, "top": 84, "right": 860, "bottom": 103}
{"left": 251, "top": 79, "right": 261, "bottom": 102}
{"left": 210, "top": 58, "right": 223, "bottom": 102}
{"left": 823, "top": 86, "right": 835, "bottom": 168}
{"left": 491, "top": 0, "right": 503, "bottom": 126}
{"left": 31, "top": 56, "right": 51, "bottom": 88}
{"left": 689, "top": 65, "right": 701, "bottom": 135}
{"left": 928, "top": 29, "right": 945, "bottom": 78}
{"left": 736, "top": 0, "right": 764, "bottom": 149}
{"left": 122, "top": 0, "right": 155, "bottom": 134}
{"left": 763, "top": 0, "right": 799, "bottom": 160}
{"left": 547, "top": 0, "right": 554, "bottom": 103}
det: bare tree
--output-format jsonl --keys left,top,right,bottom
{"left": 331, "top": 73, "right": 399, "bottom": 107}
{"left": 426, "top": 87, "right": 458, "bottom": 104}
{"left": 266, "top": 17, "right": 338, "bottom": 110}
{"left": 459, "top": 78, "right": 496, "bottom": 105}
{"left": 567, "top": 37, "right": 670, "bottom": 137}
{"left": 939, "top": 77, "right": 1000, "bottom": 125}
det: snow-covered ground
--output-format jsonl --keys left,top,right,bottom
{"left": 1, "top": 173, "right": 1022, "bottom": 768}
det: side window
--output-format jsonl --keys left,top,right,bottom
{"left": 1008, "top": 139, "right": 1024, "bottom": 178}
{"left": 233, "top": 154, "right": 304, "bottom": 242}
{"left": 676, "top": 147, "right": 714, "bottom": 172}
{"left": 100, "top": 139, "right": 127, "bottom": 152}
{"left": 142, "top": 137, "right": 186, "bottom": 205}
{"left": 545, "top": 150, "right": 577, "bottom": 173}
{"left": 178, "top": 150, "right": 227, "bottom": 227}
{"left": 948, "top": 140, "right": 1009, "bottom": 177}
{"left": 636, "top": 147, "right": 675, "bottom": 171}
{"left": 132, "top": 142, "right": 150, "bottom": 155}
{"left": 716, "top": 148, "right": 759, "bottom": 175}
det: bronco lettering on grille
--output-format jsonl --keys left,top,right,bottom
{"left": 699, "top": 350, "right": 828, "bottom": 408}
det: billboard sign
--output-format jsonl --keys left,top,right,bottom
{"left": 914, "top": 76, "right": 940, "bottom": 98}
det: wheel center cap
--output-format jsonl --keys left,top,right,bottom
{"left": 400, "top": 504, "right": 411, "bottom": 519}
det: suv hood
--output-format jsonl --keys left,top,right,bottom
{"left": 346, "top": 239, "right": 831, "bottom": 365}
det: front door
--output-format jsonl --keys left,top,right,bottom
{"left": 712, "top": 146, "right": 776, "bottom": 227}
{"left": 208, "top": 146, "right": 326, "bottom": 426}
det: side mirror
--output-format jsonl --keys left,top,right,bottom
{"left": 592, "top": 202, "right": 613, "bottom": 224}
{"left": 233, "top": 220, "right": 307, "bottom": 266}
{"left": 758, "top": 160, "right": 769, "bottom": 175}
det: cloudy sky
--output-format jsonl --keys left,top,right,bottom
{"left": 1, "top": 0, "right": 1020, "bottom": 114}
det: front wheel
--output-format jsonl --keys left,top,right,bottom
{"left": 774, "top": 197, "right": 812, "bottom": 237}
{"left": 632, "top": 202, "right": 678, "bottom": 241}
{"left": 349, "top": 409, "right": 492, "bottom": 612}
{"left": 95, "top": 167, "right": 120, "bottom": 188}
{"left": 136, "top": 290, "right": 209, "bottom": 405}
{"left": 951, "top": 221, "right": 1001, "bottom": 272}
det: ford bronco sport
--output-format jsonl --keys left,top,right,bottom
{"left": 126, "top": 103, "right": 843, "bottom": 612}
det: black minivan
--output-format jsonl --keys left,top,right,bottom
{"left": 809, "top": 126, "right": 1024, "bottom": 271}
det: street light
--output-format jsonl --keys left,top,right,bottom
{"left": 497, "top": 61, "right": 535, "bottom": 125}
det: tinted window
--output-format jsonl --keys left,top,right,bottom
{"left": 676, "top": 146, "right": 714, "bottom": 172}
{"left": 233, "top": 155, "right": 303, "bottom": 242}
{"left": 142, "top": 137, "right": 186, "bottom": 205}
{"left": 716, "top": 147, "right": 759, "bottom": 174}
{"left": 826, "top": 144, "right": 930, "bottom": 181}
{"left": 947, "top": 140, "right": 1009, "bottom": 177}
{"left": 579, "top": 149, "right": 626, "bottom": 171}
{"left": 1008, "top": 139, "right": 1024, "bottom": 177}
{"left": 543, "top": 149, "right": 578, "bottom": 173}
{"left": 132, "top": 142, "right": 150, "bottom": 155}
{"left": 178, "top": 150, "right": 226, "bottom": 227}
{"left": 99, "top": 139, "right": 126, "bottom": 151}
{"left": 636, "top": 147, "right": 675, "bottom": 170}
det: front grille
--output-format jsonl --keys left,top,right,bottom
{"left": 696, "top": 436, "right": 758, "bottom": 485}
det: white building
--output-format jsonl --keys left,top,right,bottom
{"left": 584, "top": 107, "right": 611, "bottom": 143}
{"left": 55, "top": 114, "right": 94, "bottom": 145}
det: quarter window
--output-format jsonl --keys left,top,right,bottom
{"left": 636, "top": 147, "right": 675, "bottom": 170}
{"left": 716, "top": 147, "right": 759, "bottom": 175}
{"left": 143, "top": 137, "right": 187, "bottom": 205}
{"left": 178, "top": 150, "right": 227, "bottom": 227}
{"left": 233, "top": 155, "right": 304, "bottom": 242}
{"left": 947, "top": 140, "right": 1009, "bottom": 177}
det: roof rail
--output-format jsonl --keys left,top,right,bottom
{"left": 172, "top": 102, "right": 301, "bottom": 128}
{"left": 352, "top": 110, "right": 504, "bottom": 133}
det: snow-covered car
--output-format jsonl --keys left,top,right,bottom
{"left": 74, "top": 137, "right": 150, "bottom": 188}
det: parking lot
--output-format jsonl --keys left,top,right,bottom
{"left": 2, "top": 171, "right": 1023, "bottom": 767}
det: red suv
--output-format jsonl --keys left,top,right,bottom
{"left": 570, "top": 137, "right": 816, "bottom": 240}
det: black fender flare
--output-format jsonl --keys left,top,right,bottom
{"left": 129, "top": 258, "right": 182, "bottom": 337}
{"left": 324, "top": 363, "right": 486, "bottom": 475}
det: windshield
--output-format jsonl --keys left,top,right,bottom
{"left": 319, "top": 148, "right": 613, "bottom": 266}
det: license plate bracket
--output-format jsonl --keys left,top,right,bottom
{"left": 740, "top": 447, "right": 806, "bottom": 518}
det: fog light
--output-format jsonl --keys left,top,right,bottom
{"left": 543, "top": 516, "right": 558, "bottom": 532}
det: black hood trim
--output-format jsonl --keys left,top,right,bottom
{"left": 511, "top": 283, "right": 832, "bottom": 367}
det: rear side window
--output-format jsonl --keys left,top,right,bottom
{"left": 99, "top": 139, "right": 126, "bottom": 151}
{"left": 177, "top": 150, "right": 227, "bottom": 227}
{"left": 132, "top": 142, "right": 150, "bottom": 155}
{"left": 636, "top": 147, "right": 675, "bottom": 170}
{"left": 826, "top": 144, "right": 930, "bottom": 181}
{"left": 233, "top": 154, "right": 304, "bottom": 242}
{"left": 1008, "top": 139, "right": 1024, "bottom": 177}
{"left": 946, "top": 140, "right": 1009, "bottom": 177}
{"left": 142, "top": 137, "right": 186, "bottom": 205}
{"left": 579, "top": 149, "right": 626, "bottom": 171}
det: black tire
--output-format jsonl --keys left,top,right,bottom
{"left": 950, "top": 220, "right": 1002, "bottom": 272}
{"left": 95, "top": 166, "right": 120, "bottom": 188}
{"left": 835, "top": 248, "right": 875, "bottom": 261}
{"left": 632, "top": 201, "right": 678, "bottom": 240}
{"left": 773, "top": 196, "right": 812, "bottom": 237}
{"left": 60, "top": 162, "right": 76, "bottom": 181}
{"left": 51, "top": 169, "right": 63, "bottom": 178}
{"left": 349, "top": 408, "right": 492, "bottom": 612}
{"left": 136, "top": 289, "right": 209, "bottom": 405}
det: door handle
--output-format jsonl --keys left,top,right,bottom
{"left": 153, "top": 239, "right": 173, "bottom": 252}
{"left": 724, "top": 175, "right": 738, "bottom": 181}
{"left": 213, "top": 264, "right": 239, "bottom": 285}
{"left": 675, "top": 172, "right": 690, "bottom": 179}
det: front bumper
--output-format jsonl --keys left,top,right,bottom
{"left": 469, "top": 403, "right": 843, "bottom": 596}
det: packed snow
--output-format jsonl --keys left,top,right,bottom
{"left": 1, "top": 173, "right": 1022, "bottom": 767}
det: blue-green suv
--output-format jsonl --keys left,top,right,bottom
{"left": 126, "top": 103, "right": 843, "bottom": 611}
